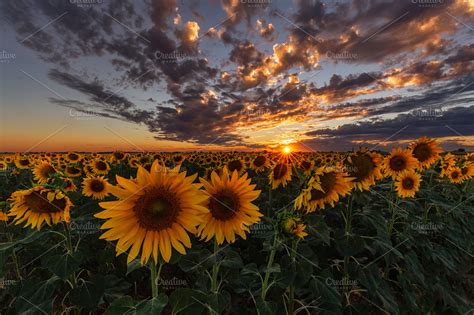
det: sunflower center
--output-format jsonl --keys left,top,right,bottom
{"left": 19, "top": 159, "right": 30, "bottom": 166}
{"left": 402, "top": 178, "right": 414, "bottom": 190}
{"left": 389, "top": 155, "right": 406, "bottom": 171}
{"left": 114, "top": 152, "right": 124, "bottom": 160}
{"left": 310, "top": 172, "right": 337, "bottom": 200}
{"left": 273, "top": 164, "right": 288, "bottom": 180}
{"left": 451, "top": 171, "right": 459, "bottom": 179}
{"left": 90, "top": 179, "right": 105, "bottom": 192}
{"left": 67, "top": 166, "right": 81, "bottom": 175}
{"left": 301, "top": 160, "right": 312, "bottom": 170}
{"left": 133, "top": 187, "right": 181, "bottom": 231}
{"left": 227, "top": 160, "right": 243, "bottom": 172}
{"left": 209, "top": 190, "right": 239, "bottom": 221}
{"left": 41, "top": 165, "right": 56, "bottom": 178}
{"left": 413, "top": 143, "right": 432, "bottom": 162}
{"left": 69, "top": 153, "right": 79, "bottom": 161}
{"left": 346, "top": 154, "right": 374, "bottom": 181}
{"left": 25, "top": 191, "right": 65, "bottom": 214}
{"left": 95, "top": 161, "right": 107, "bottom": 170}
{"left": 253, "top": 156, "right": 266, "bottom": 167}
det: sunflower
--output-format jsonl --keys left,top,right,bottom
{"left": 33, "top": 161, "right": 57, "bottom": 184}
{"left": 281, "top": 215, "right": 308, "bottom": 240}
{"left": 92, "top": 159, "right": 110, "bottom": 175}
{"left": 250, "top": 155, "right": 269, "bottom": 173}
{"left": 226, "top": 159, "right": 245, "bottom": 174}
{"left": 299, "top": 159, "right": 314, "bottom": 176}
{"left": 112, "top": 151, "right": 127, "bottom": 162}
{"left": 447, "top": 167, "right": 463, "bottom": 184}
{"left": 460, "top": 163, "right": 474, "bottom": 181}
{"left": 128, "top": 157, "right": 140, "bottom": 168}
{"left": 65, "top": 165, "right": 82, "bottom": 178}
{"left": 82, "top": 176, "right": 110, "bottom": 200}
{"left": 197, "top": 168, "right": 262, "bottom": 245}
{"left": 8, "top": 187, "right": 72, "bottom": 230}
{"left": 395, "top": 170, "right": 421, "bottom": 198}
{"left": 440, "top": 153, "right": 456, "bottom": 178}
{"left": 66, "top": 152, "right": 82, "bottom": 163}
{"left": 344, "top": 150, "right": 383, "bottom": 191}
{"left": 409, "top": 137, "right": 442, "bottom": 169}
{"left": 62, "top": 178, "right": 77, "bottom": 192}
{"left": 14, "top": 156, "right": 32, "bottom": 169}
{"left": 382, "top": 148, "right": 417, "bottom": 179}
{"left": 295, "top": 166, "right": 353, "bottom": 213}
{"left": 269, "top": 162, "right": 292, "bottom": 189}
{"left": 95, "top": 161, "right": 208, "bottom": 264}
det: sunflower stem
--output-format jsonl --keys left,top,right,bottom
{"left": 267, "top": 187, "right": 272, "bottom": 217}
{"left": 261, "top": 232, "right": 278, "bottom": 300}
{"left": 288, "top": 239, "right": 298, "bottom": 315}
{"left": 62, "top": 222, "right": 77, "bottom": 289}
{"left": 343, "top": 193, "right": 354, "bottom": 298}
{"left": 150, "top": 260, "right": 160, "bottom": 298}
{"left": 210, "top": 240, "right": 220, "bottom": 294}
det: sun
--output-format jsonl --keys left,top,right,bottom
{"left": 283, "top": 146, "right": 291, "bottom": 154}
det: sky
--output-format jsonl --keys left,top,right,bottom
{"left": 0, "top": 0, "right": 473, "bottom": 152}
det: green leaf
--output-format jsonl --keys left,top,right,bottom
{"left": 0, "top": 231, "right": 45, "bottom": 252}
{"left": 169, "top": 288, "right": 207, "bottom": 315}
{"left": 42, "top": 253, "right": 80, "bottom": 279}
{"left": 15, "top": 276, "right": 60, "bottom": 315}
{"left": 70, "top": 280, "right": 104, "bottom": 310}
{"left": 104, "top": 296, "right": 136, "bottom": 315}
{"left": 135, "top": 294, "right": 168, "bottom": 315}
{"left": 220, "top": 250, "right": 243, "bottom": 268}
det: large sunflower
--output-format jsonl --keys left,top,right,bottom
{"left": 295, "top": 166, "right": 353, "bottom": 213}
{"left": 8, "top": 187, "right": 72, "bottom": 230}
{"left": 95, "top": 161, "right": 208, "bottom": 264}
{"left": 269, "top": 162, "right": 292, "bottom": 189}
{"left": 33, "top": 161, "right": 57, "bottom": 183}
{"left": 395, "top": 170, "right": 421, "bottom": 198}
{"left": 14, "top": 155, "right": 32, "bottom": 169}
{"left": 82, "top": 176, "right": 110, "bottom": 200}
{"left": 197, "top": 168, "right": 261, "bottom": 245}
{"left": 344, "top": 150, "right": 383, "bottom": 191}
{"left": 382, "top": 148, "right": 417, "bottom": 179}
{"left": 409, "top": 137, "right": 442, "bottom": 169}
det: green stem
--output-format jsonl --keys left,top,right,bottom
{"left": 63, "top": 222, "right": 77, "bottom": 289}
{"left": 288, "top": 239, "right": 298, "bottom": 315}
{"left": 261, "top": 232, "right": 278, "bottom": 300}
{"left": 150, "top": 259, "right": 161, "bottom": 298}
{"left": 343, "top": 194, "right": 354, "bottom": 297}
{"left": 210, "top": 240, "right": 220, "bottom": 294}
{"left": 7, "top": 229, "right": 22, "bottom": 280}
{"left": 267, "top": 187, "right": 273, "bottom": 217}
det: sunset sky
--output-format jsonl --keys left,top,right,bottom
{"left": 0, "top": 0, "right": 473, "bottom": 152}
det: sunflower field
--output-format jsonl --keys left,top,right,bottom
{"left": 0, "top": 138, "right": 473, "bottom": 314}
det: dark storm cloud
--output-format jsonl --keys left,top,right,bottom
{"left": 303, "top": 105, "right": 474, "bottom": 151}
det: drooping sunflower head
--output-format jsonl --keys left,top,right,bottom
{"left": 279, "top": 213, "right": 308, "bottom": 240}
{"left": 62, "top": 177, "right": 77, "bottom": 192}
{"left": 295, "top": 166, "right": 353, "bottom": 213}
{"left": 269, "top": 162, "right": 292, "bottom": 189}
{"left": 226, "top": 159, "right": 245, "bottom": 174}
{"left": 198, "top": 167, "right": 262, "bottom": 245}
{"left": 395, "top": 170, "right": 421, "bottom": 198}
{"left": 382, "top": 148, "right": 417, "bottom": 179}
{"left": 251, "top": 155, "right": 269, "bottom": 172}
{"left": 8, "top": 187, "right": 72, "bottom": 230}
{"left": 344, "top": 151, "right": 382, "bottom": 191}
{"left": 33, "top": 161, "right": 57, "bottom": 184}
{"left": 95, "top": 161, "right": 209, "bottom": 264}
{"left": 409, "top": 137, "right": 442, "bottom": 169}
{"left": 82, "top": 176, "right": 109, "bottom": 200}
{"left": 92, "top": 159, "right": 110, "bottom": 175}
